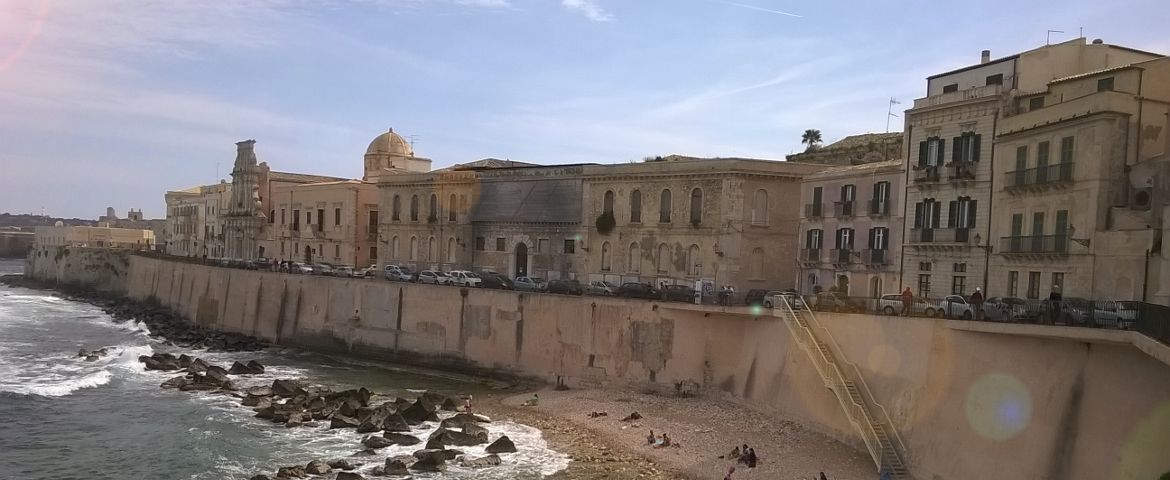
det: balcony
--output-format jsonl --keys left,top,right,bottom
{"left": 913, "top": 165, "right": 940, "bottom": 184}
{"left": 829, "top": 248, "right": 857, "bottom": 264}
{"left": 947, "top": 161, "right": 977, "bottom": 182}
{"left": 1000, "top": 235, "right": 1069, "bottom": 255}
{"left": 799, "top": 248, "right": 822, "bottom": 263}
{"left": 804, "top": 203, "right": 824, "bottom": 219}
{"left": 365, "top": 231, "right": 378, "bottom": 242}
{"left": 913, "top": 83, "right": 1004, "bottom": 109}
{"left": 862, "top": 249, "right": 890, "bottom": 265}
{"left": 909, "top": 227, "right": 971, "bottom": 244}
{"left": 867, "top": 199, "right": 890, "bottom": 217}
{"left": 833, "top": 201, "right": 856, "bottom": 219}
{"left": 1004, "top": 163, "right": 1074, "bottom": 191}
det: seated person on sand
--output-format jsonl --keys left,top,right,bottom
{"left": 653, "top": 433, "right": 671, "bottom": 448}
{"left": 521, "top": 393, "right": 539, "bottom": 407}
{"left": 646, "top": 430, "right": 656, "bottom": 445}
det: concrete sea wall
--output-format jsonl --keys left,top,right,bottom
{"left": 24, "top": 249, "right": 1170, "bottom": 480}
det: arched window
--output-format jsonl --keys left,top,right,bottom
{"left": 750, "top": 248, "right": 765, "bottom": 279}
{"left": 429, "top": 194, "right": 438, "bottom": 221}
{"left": 448, "top": 193, "right": 457, "bottom": 222}
{"left": 392, "top": 195, "right": 401, "bottom": 221}
{"left": 752, "top": 189, "right": 768, "bottom": 225}
{"left": 628, "top": 242, "right": 640, "bottom": 273}
{"left": 410, "top": 195, "right": 419, "bottom": 222}
{"left": 409, "top": 236, "right": 418, "bottom": 261}
{"left": 603, "top": 190, "right": 615, "bottom": 215}
{"left": 427, "top": 236, "right": 436, "bottom": 261}
{"left": 630, "top": 190, "right": 642, "bottom": 223}
{"left": 447, "top": 237, "right": 456, "bottom": 263}
{"left": 659, "top": 189, "right": 672, "bottom": 223}
{"left": 391, "top": 236, "right": 400, "bottom": 259}
{"left": 687, "top": 244, "right": 700, "bottom": 276}
{"left": 689, "top": 188, "right": 702, "bottom": 224}
{"left": 656, "top": 243, "right": 670, "bottom": 273}
{"left": 601, "top": 242, "right": 611, "bottom": 271}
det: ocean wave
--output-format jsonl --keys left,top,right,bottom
{"left": 0, "top": 344, "right": 153, "bottom": 398}
{"left": 5, "top": 369, "right": 113, "bottom": 397}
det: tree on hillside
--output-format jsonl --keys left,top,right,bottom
{"left": 801, "top": 129, "right": 823, "bottom": 152}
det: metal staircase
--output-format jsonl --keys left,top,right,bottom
{"left": 775, "top": 297, "right": 909, "bottom": 478}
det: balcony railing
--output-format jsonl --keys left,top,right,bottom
{"left": 830, "top": 249, "right": 856, "bottom": 264}
{"left": 804, "top": 203, "right": 824, "bottom": 219}
{"left": 912, "top": 83, "right": 1004, "bottom": 109}
{"left": 1000, "top": 235, "right": 1069, "bottom": 254}
{"left": 862, "top": 249, "right": 890, "bottom": 265}
{"left": 913, "top": 165, "right": 940, "bottom": 183}
{"left": 947, "top": 161, "right": 977, "bottom": 181}
{"left": 800, "top": 248, "right": 822, "bottom": 263}
{"left": 833, "top": 201, "right": 856, "bottom": 218}
{"left": 867, "top": 199, "right": 890, "bottom": 217}
{"left": 909, "top": 227, "right": 971, "bottom": 244}
{"left": 1004, "top": 163, "right": 1074, "bottom": 189}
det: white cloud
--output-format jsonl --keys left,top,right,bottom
{"left": 561, "top": 0, "right": 613, "bottom": 22}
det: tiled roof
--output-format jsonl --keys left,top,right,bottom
{"left": 1048, "top": 64, "right": 1141, "bottom": 84}
{"left": 442, "top": 158, "right": 540, "bottom": 171}
{"left": 806, "top": 159, "right": 904, "bottom": 179}
{"left": 270, "top": 171, "right": 349, "bottom": 184}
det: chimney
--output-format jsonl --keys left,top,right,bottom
{"left": 981, "top": 50, "right": 991, "bottom": 64}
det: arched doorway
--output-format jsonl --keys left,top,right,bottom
{"left": 515, "top": 243, "right": 528, "bottom": 277}
{"left": 304, "top": 245, "right": 312, "bottom": 263}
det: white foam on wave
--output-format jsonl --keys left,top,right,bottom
{"left": 0, "top": 343, "right": 154, "bottom": 397}
{"left": 7, "top": 369, "right": 113, "bottom": 397}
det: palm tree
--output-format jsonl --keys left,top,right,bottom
{"left": 801, "top": 129, "right": 823, "bottom": 151}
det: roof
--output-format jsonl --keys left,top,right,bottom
{"left": 270, "top": 171, "right": 349, "bottom": 184}
{"left": 1048, "top": 64, "right": 1143, "bottom": 85}
{"left": 295, "top": 179, "right": 369, "bottom": 187}
{"left": 440, "top": 158, "right": 541, "bottom": 171}
{"left": 805, "top": 159, "right": 904, "bottom": 179}
{"left": 927, "top": 54, "right": 1018, "bottom": 80}
{"left": 366, "top": 129, "right": 414, "bottom": 157}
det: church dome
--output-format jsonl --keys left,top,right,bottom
{"left": 366, "top": 128, "right": 413, "bottom": 157}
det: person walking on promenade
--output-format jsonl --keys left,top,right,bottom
{"left": 969, "top": 287, "right": 984, "bottom": 320}
{"left": 1048, "top": 285, "right": 1063, "bottom": 325}
{"left": 900, "top": 287, "right": 913, "bottom": 316}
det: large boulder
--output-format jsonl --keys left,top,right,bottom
{"left": 274, "top": 465, "right": 306, "bottom": 478}
{"left": 204, "top": 366, "right": 232, "bottom": 388}
{"left": 161, "top": 375, "right": 189, "bottom": 389}
{"left": 382, "top": 432, "right": 421, "bottom": 446}
{"left": 485, "top": 435, "right": 517, "bottom": 454}
{"left": 409, "top": 456, "right": 446, "bottom": 472}
{"left": 285, "top": 413, "right": 304, "bottom": 428}
{"left": 400, "top": 399, "right": 439, "bottom": 424}
{"left": 382, "top": 413, "right": 410, "bottom": 432}
{"left": 462, "top": 422, "right": 489, "bottom": 439}
{"left": 246, "top": 360, "right": 266, "bottom": 374}
{"left": 271, "top": 379, "right": 306, "bottom": 398}
{"left": 303, "top": 460, "right": 330, "bottom": 475}
{"left": 412, "top": 449, "right": 459, "bottom": 461}
{"left": 439, "top": 412, "right": 490, "bottom": 429}
{"left": 460, "top": 454, "right": 502, "bottom": 468}
{"left": 326, "top": 459, "right": 357, "bottom": 471}
{"left": 440, "top": 396, "right": 462, "bottom": 411}
{"left": 229, "top": 360, "right": 265, "bottom": 375}
{"left": 187, "top": 357, "right": 211, "bottom": 374}
{"left": 361, "top": 435, "right": 395, "bottom": 449}
{"left": 380, "top": 458, "right": 409, "bottom": 476}
{"left": 431, "top": 428, "right": 487, "bottom": 447}
{"left": 329, "top": 415, "right": 360, "bottom": 429}
{"left": 335, "top": 472, "right": 364, "bottom": 480}
{"left": 419, "top": 391, "right": 446, "bottom": 407}
{"left": 140, "top": 353, "right": 181, "bottom": 371}
{"left": 246, "top": 386, "right": 274, "bottom": 397}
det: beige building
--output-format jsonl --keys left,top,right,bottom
{"left": 797, "top": 158, "right": 906, "bottom": 297}
{"left": 901, "top": 38, "right": 1161, "bottom": 299}
{"left": 35, "top": 224, "right": 155, "bottom": 250}
{"left": 164, "top": 182, "right": 231, "bottom": 258}
{"left": 989, "top": 56, "right": 1170, "bottom": 301}
{"left": 266, "top": 180, "right": 380, "bottom": 267}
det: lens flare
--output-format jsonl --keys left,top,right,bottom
{"left": 965, "top": 373, "right": 1032, "bottom": 441}
{"left": 0, "top": 0, "right": 50, "bottom": 73}
{"left": 1114, "top": 401, "right": 1170, "bottom": 478}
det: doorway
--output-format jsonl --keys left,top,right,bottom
{"left": 515, "top": 243, "right": 528, "bottom": 277}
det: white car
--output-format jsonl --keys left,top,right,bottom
{"left": 417, "top": 270, "right": 452, "bottom": 285}
{"left": 763, "top": 291, "right": 804, "bottom": 309}
{"left": 878, "top": 294, "right": 938, "bottom": 316}
{"left": 447, "top": 270, "right": 482, "bottom": 287}
{"left": 938, "top": 295, "right": 974, "bottom": 319}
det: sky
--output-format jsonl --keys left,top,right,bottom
{"left": 1, "top": 0, "right": 1168, "bottom": 219}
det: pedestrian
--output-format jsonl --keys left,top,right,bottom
{"left": 820, "top": 472, "right": 829, "bottom": 480}
{"left": 969, "top": 287, "right": 984, "bottom": 320}
{"left": 646, "top": 430, "right": 655, "bottom": 445}
{"left": 1048, "top": 285, "right": 1063, "bottom": 324}
{"left": 900, "top": 287, "right": 913, "bottom": 315}
{"left": 723, "top": 465, "right": 736, "bottom": 480}
{"left": 745, "top": 448, "right": 757, "bottom": 468}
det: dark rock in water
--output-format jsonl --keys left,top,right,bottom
{"left": 285, "top": 413, "right": 304, "bottom": 428}
{"left": 335, "top": 472, "right": 365, "bottom": 480}
{"left": 412, "top": 449, "right": 459, "bottom": 461}
{"left": 382, "top": 413, "right": 410, "bottom": 432}
{"left": 229, "top": 361, "right": 251, "bottom": 375}
{"left": 245, "top": 359, "right": 265, "bottom": 373}
{"left": 187, "top": 357, "right": 210, "bottom": 374}
{"left": 246, "top": 386, "right": 273, "bottom": 397}
{"left": 326, "top": 459, "right": 357, "bottom": 471}
{"left": 178, "top": 354, "right": 193, "bottom": 368}
{"left": 330, "top": 415, "right": 360, "bottom": 429}
{"left": 204, "top": 366, "right": 232, "bottom": 387}
{"left": 303, "top": 460, "right": 330, "bottom": 475}
{"left": 460, "top": 454, "right": 502, "bottom": 468}
{"left": 350, "top": 448, "right": 378, "bottom": 457}
{"left": 485, "top": 435, "right": 517, "bottom": 454}
{"left": 409, "top": 456, "right": 446, "bottom": 472}
{"left": 272, "top": 379, "right": 306, "bottom": 398}
{"left": 382, "top": 432, "right": 421, "bottom": 446}
{"left": 85, "top": 354, "right": 100, "bottom": 362}
{"left": 337, "top": 400, "right": 358, "bottom": 418}
{"left": 428, "top": 428, "right": 487, "bottom": 447}
{"left": 419, "top": 391, "right": 446, "bottom": 407}
{"left": 439, "top": 412, "right": 490, "bottom": 429}
{"left": 361, "top": 435, "right": 395, "bottom": 449}
{"left": 440, "top": 396, "right": 460, "bottom": 411}
{"left": 424, "top": 435, "right": 444, "bottom": 450}
{"left": 229, "top": 360, "right": 265, "bottom": 375}
{"left": 382, "top": 458, "right": 409, "bottom": 475}
{"left": 179, "top": 376, "right": 219, "bottom": 392}
{"left": 400, "top": 399, "right": 438, "bottom": 424}
{"left": 161, "top": 375, "right": 189, "bottom": 389}
{"left": 248, "top": 475, "right": 271, "bottom": 480}
{"left": 275, "top": 465, "right": 307, "bottom": 478}
{"left": 462, "top": 422, "right": 489, "bottom": 438}
{"left": 141, "top": 353, "right": 181, "bottom": 371}
{"left": 254, "top": 406, "right": 276, "bottom": 420}
{"left": 242, "top": 395, "right": 268, "bottom": 407}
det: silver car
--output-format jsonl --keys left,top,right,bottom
{"left": 587, "top": 281, "right": 617, "bottom": 296}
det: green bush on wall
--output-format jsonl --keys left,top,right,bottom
{"left": 595, "top": 211, "right": 616, "bottom": 235}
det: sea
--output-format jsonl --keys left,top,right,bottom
{"left": 0, "top": 259, "right": 568, "bottom": 480}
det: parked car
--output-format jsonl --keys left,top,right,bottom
{"left": 253, "top": 257, "right": 273, "bottom": 270}
{"left": 514, "top": 276, "right": 546, "bottom": 292}
{"left": 938, "top": 295, "right": 974, "bottom": 319}
{"left": 983, "top": 296, "right": 1040, "bottom": 322}
{"left": 812, "top": 291, "right": 861, "bottom": 313}
{"left": 332, "top": 265, "right": 355, "bottom": 277}
{"left": 479, "top": 273, "right": 514, "bottom": 290}
{"left": 587, "top": 281, "right": 617, "bottom": 296}
{"left": 417, "top": 270, "right": 448, "bottom": 285}
{"left": 547, "top": 279, "right": 585, "bottom": 295}
{"left": 661, "top": 284, "right": 697, "bottom": 302}
{"left": 447, "top": 270, "right": 483, "bottom": 287}
{"left": 311, "top": 263, "right": 334, "bottom": 276}
{"left": 289, "top": 262, "right": 314, "bottom": 274}
{"left": 762, "top": 291, "right": 804, "bottom": 309}
{"left": 877, "top": 294, "right": 938, "bottom": 316}
{"left": 1050, "top": 297, "right": 1130, "bottom": 328}
{"left": 744, "top": 289, "right": 769, "bottom": 306}
{"left": 617, "top": 282, "right": 659, "bottom": 300}
{"left": 361, "top": 264, "right": 378, "bottom": 278}
{"left": 384, "top": 265, "right": 414, "bottom": 282}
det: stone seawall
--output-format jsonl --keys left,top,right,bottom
{"left": 23, "top": 249, "right": 1170, "bottom": 480}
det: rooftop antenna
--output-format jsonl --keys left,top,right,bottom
{"left": 406, "top": 135, "right": 420, "bottom": 149}
{"left": 1046, "top": 29, "right": 1065, "bottom": 45}
{"left": 886, "top": 98, "right": 901, "bottom": 133}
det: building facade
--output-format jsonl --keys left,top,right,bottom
{"left": 164, "top": 182, "right": 231, "bottom": 258}
{"left": 265, "top": 180, "right": 380, "bottom": 267}
{"left": 35, "top": 225, "right": 155, "bottom": 250}
{"left": 797, "top": 159, "right": 906, "bottom": 297}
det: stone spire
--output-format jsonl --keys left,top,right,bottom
{"left": 223, "top": 140, "right": 266, "bottom": 260}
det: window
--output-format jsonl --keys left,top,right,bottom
{"left": 392, "top": 195, "right": 401, "bottom": 221}
{"left": 656, "top": 243, "right": 669, "bottom": 273}
{"left": 1097, "top": 76, "right": 1114, "bottom": 92}
{"left": 495, "top": 237, "right": 505, "bottom": 251}
{"left": 334, "top": 208, "right": 341, "bottom": 226}
{"left": 1052, "top": 273, "right": 1065, "bottom": 293}
{"left": 1060, "top": 136, "right": 1075, "bottom": 164}
{"left": 292, "top": 209, "right": 300, "bottom": 231}
{"left": 603, "top": 190, "right": 615, "bottom": 215}
{"left": 281, "top": 209, "right": 286, "bottom": 225}
{"left": 953, "top": 263, "right": 967, "bottom": 273}
{"left": 1008, "top": 271, "right": 1019, "bottom": 297}
{"left": 1015, "top": 145, "right": 1028, "bottom": 171}
{"left": 914, "top": 198, "right": 941, "bottom": 229}
{"left": 1027, "top": 272, "right": 1041, "bottom": 299}
{"left": 689, "top": 188, "right": 702, "bottom": 224}
{"left": 392, "top": 236, "right": 399, "bottom": 259}
{"left": 985, "top": 73, "right": 1003, "bottom": 86}
{"left": 919, "top": 137, "right": 945, "bottom": 167}
{"left": 368, "top": 211, "right": 378, "bottom": 231}
{"left": 942, "top": 83, "right": 958, "bottom": 93}
{"left": 952, "top": 276, "right": 966, "bottom": 295}
{"left": 1037, "top": 141, "right": 1050, "bottom": 169}
{"left": 835, "top": 228, "right": 855, "bottom": 250}
{"left": 317, "top": 209, "right": 324, "bottom": 232}
{"left": 428, "top": 237, "right": 436, "bottom": 262}
{"left": 334, "top": 244, "right": 340, "bottom": 258}
{"left": 919, "top": 262, "right": 932, "bottom": 271}
{"left": 806, "top": 229, "right": 823, "bottom": 249}
{"left": 659, "top": 189, "right": 672, "bottom": 223}
{"left": 628, "top": 242, "right": 640, "bottom": 273}
{"left": 429, "top": 194, "right": 438, "bottom": 220}
{"left": 564, "top": 239, "right": 575, "bottom": 254}
{"left": 630, "top": 190, "right": 642, "bottom": 223}
{"left": 948, "top": 196, "right": 977, "bottom": 229}
{"left": 447, "top": 238, "right": 455, "bottom": 263}
{"left": 752, "top": 189, "right": 768, "bottom": 225}
{"left": 952, "top": 132, "right": 981, "bottom": 163}
{"left": 475, "top": 236, "right": 485, "bottom": 251}
{"left": 536, "top": 238, "right": 548, "bottom": 253}
{"left": 1028, "top": 96, "right": 1044, "bottom": 110}
{"left": 687, "top": 244, "right": 700, "bottom": 276}
{"left": 840, "top": 184, "right": 856, "bottom": 216}
{"left": 410, "top": 195, "right": 419, "bottom": 221}
{"left": 370, "top": 246, "right": 377, "bottom": 261}
{"left": 1032, "top": 212, "right": 1045, "bottom": 236}
{"left": 409, "top": 237, "right": 418, "bottom": 261}
{"left": 448, "top": 194, "right": 457, "bottom": 222}
{"left": 270, "top": 209, "right": 275, "bottom": 224}
{"left": 601, "top": 242, "right": 611, "bottom": 271}
{"left": 868, "top": 227, "right": 888, "bottom": 250}
{"left": 872, "top": 181, "right": 890, "bottom": 212}
{"left": 306, "top": 210, "right": 312, "bottom": 225}
{"left": 917, "top": 274, "right": 931, "bottom": 298}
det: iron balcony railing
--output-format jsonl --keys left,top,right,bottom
{"left": 799, "top": 248, "right": 822, "bottom": 262}
{"left": 804, "top": 203, "right": 825, "bottom": 219}
{"left": 947, "top": 161, "right": 977, "bottom": 181}
{"left": 909, "top": 227, "right": 971, "bottom": 244}
{"left": 867, "top": 199, "right": 890, "bottom": 217}
{"left": 829, "top": 248, "right": 855, "bottom": 264}
{"left": 913, "top": 165, "right": 940, "bottom": 183}
{"left": 1000, "top": 235, "right": 1069, "bottom": 254}
{"left": 1004, "top": 163, "right": 1074, "bottom": 189}
{"left": 862, "top": 249, "right": 890, "bottom": 264}
{"left": 833, "top": 201, "right": 856, "bottom": 218}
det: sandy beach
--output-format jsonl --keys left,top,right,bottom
{"left": 479, "top": 387, "right": 876, "bottom": 480}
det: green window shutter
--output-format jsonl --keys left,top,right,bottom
{"left": 972, "top": 134, "right": 982, "bottom": 162}
{"left": 914, "top": 203, "right": 924, "bottom": 228}
{"left": 952, "top": 137, "right": 962, "bottom": 163}
{"left": 918, "top": 141, "right": 928, "bottom": 167}
{"left": 937, "top": 138, "right": 946, "bottom": 164}
{"left": 948, "top": 201, "right": 957, "bottom": 227}
{"left": 968, "top": 200, "right": 977, "bottom": 228}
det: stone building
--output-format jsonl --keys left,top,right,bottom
{"left": 901, "top": 38, "right": 1161, "bottom": 299}
{"left": 164, "top": 182, "right": 231, "bottom": 258}
{"left": 988, "top": 56, "right": 1170, "bottom": 301}
{"left": 34, "top": 224, "right": 155, "bottom": 250}
{"left": 266, "top": 180, "right": 380, "bottom": 267}
{"left": 796, "top": 159, "right": 906, "bottom": 297}
{"left": 222, "top": 140, "right": 268, "bottom": 260}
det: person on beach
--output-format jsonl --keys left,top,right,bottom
{"left": 737, "top": 445, "right": 750, "bottom": 464}
{"left": 820, "top": 472, "right": 829, "bottom": 480}
{"left": 729, "top": 445, "right": 740, "bottom": 460}
{"left": 745, "top": 448, "right": 757, "bottom": 468}
{"left": 521, "top": 393, "right": 539, "bottom": 406}
{"left": 647, "top": 430, "right": 656, "bottom": 445}
{"left": 724, "top": 465, "right": 736, "bottom": 480}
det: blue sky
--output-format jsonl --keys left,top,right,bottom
{"left": 1, "top": 0, "right": 1167, "bottom": 218}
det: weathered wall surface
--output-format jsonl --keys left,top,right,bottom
{"left": 25, "top": 250, "right": 1170, "bottom": 480}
